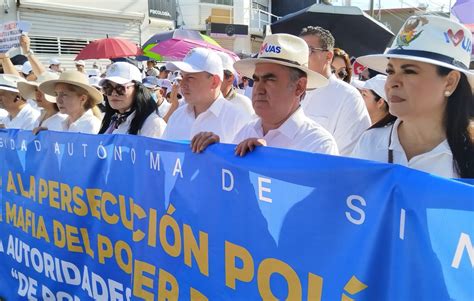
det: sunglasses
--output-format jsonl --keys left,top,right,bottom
{"left": 102, "top": 82, "right": 135, "bottom": 96}
{"left": 332, "top": 68, "right": 348, "bottom": 79}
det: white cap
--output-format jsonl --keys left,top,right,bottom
{"left": 99, "top": 62, "right": 143, "bottom": 86}
{"left": 0, "top": 74, "right": 25, "bottom": 93}
{"left": 216, "top": 51, "right": 237, "bottom": 75}
{"left": 166, "top": 47, "right": 223, "bottom": 81}
{"left": 157, "top": 79, "right": 172, "bottom": 91}
{"left": 22, "top": 61, "right": 32, "bottom": 75}
{"left": 88, "top": 76, "right": 102, "bottom": 89}
{"left": 75, "top": 60, "right": 85, "bottom": 66}
{"left": 362, "top": 74, "right": 387, "bottom": 100}
{"left": 49, "top": 58, "right": 61, "bottom": 65}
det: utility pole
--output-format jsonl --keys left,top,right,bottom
{"left": 369, "top": 0, "right": 375, "bottom": 17}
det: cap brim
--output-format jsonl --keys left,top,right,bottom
{"left": 234, "top": 58, "right": 329, "bottom": 90}
{"left": 166, "top": 61, "right": 205, "bottom": 74}
{"left": 39, "top": 79, "right": 103, "bottom": 105}
{"left": 99, "top": 76, "right": 133, "bottom": 86}
{"left": 357, "top": 54, "right": 474, "bottom": 91}
{"left": 0, "top": 86, "right": 19, "bottom": 93}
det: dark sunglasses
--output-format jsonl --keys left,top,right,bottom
{"left": 102, "top": 82, "right": 135, "bottom": 96}
{"left": 332, "top": 68, "right": 348, "bottom": 79}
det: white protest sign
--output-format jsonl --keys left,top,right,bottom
{"left": 0, "top": 21, "right": 31, "bottom": 53}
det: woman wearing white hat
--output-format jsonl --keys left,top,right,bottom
{"left": 358, "top": 75, "right": 392, "bottom": 125}
{"left": 352, "top": 15, "right": 474, "bottom": 178}
{"left": 17, "top": 72, "right": 66, "bottom": 132}
{"left": 97, "top": 62, "right": 166, "bottom": 138}
{"left": 39, "top": 70, "right": 103, "bottom": 133}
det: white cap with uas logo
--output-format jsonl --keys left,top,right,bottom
{"left": 99, "top": 62, "right": 143, "bottom": 86}
{"left": 166, "top": 48, "right": 224, "bottom": 81}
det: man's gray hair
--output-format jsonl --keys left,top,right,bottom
{"left": 299, "top": 26, "right": 335, "bottom": 51}
{"left": 288, "top": 67, "right": 307, "bottom": 83}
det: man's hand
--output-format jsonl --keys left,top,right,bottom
{"left": 234, "top": 138, "right": 267, "bottom": 157}
{"left": 191, "top": 132, "right": 220, "bottom": 153}
{"left": 20, "top": 35, "right": 31, "bottom": 53}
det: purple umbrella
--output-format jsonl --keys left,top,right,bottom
{"left": 451, "top": 0, "right": 474, "bottom": 24}
{"left": 451, "top": 0, "right": 474, "bottom": 54}
{"left": 150, "top": 38, "right": 239, "bottom": 61}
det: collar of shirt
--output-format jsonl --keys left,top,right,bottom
{"left": 378, "top": 118, "right": 452, "bottom": 159}
{"left": 254, "top": 107, "right": 306, "bottom": 140}
{"left": 63, "top": 109, "right": 95, "bottom": 129}
{"left": 8, "top": 103, "right": 34, "bottom": 122}
{"left": 185, "top": 94, "right": 226, "bottom": 119}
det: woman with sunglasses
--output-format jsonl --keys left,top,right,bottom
{"left": 39, "top": 70, "right": 103, "bottom": 133}
{"left": 98, "top": 62, "right": 166, "bottom": 137}
{"left": 352, "top": 15, "right": 474, "bottom": 178}
{"left": 331, "top": 48, "right": 352, "bottom": 83}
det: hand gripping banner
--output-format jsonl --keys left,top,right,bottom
{"left": 0, "top": 129, "right": 472, "bottom": 300}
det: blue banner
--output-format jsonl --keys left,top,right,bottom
{"left": 0, "top": 129, "right": 473, "bottom": 300}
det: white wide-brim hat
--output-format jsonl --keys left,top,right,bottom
{"left": 17, "top": 72, "right": 59, "bottom": 103}
{"left": 357, "top": 15, "right": 474, "bottom": 90}
{"left": 0, "top": 74, "right": 25, "bottom": 93}
{"left": 234, "top": 34, "right": 329, "bottom": 90}
{"left": 39, "top": 70, "right": 103, "bottom": 105}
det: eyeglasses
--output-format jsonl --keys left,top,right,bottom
{"left": 332, "top": 68, "right": 348, "bottom": 79}
{"left": 308, "top": 46, "right": 328, "bottom": 55}
{"left": 102, "top": 82, "right": 135, "bottom": 96}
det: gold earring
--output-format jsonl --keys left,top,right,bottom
{"left": 444, "top": 91, "right": 451, "bottom": 97}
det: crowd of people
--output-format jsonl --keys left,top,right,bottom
{"left": 0, "top": 14, "right": 473, "bottom": 179}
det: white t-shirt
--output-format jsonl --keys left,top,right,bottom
{"left": 110, "top": 111, "right": 166, "bottom": 138}
{"left": 233, "top": 107, "right": 339, "bottom": 155}
{"left": 351, "top": 119, "right": 459, "bottom": 178}
{"left": 301, "top": 74, "right": 371, "bottom": 156}
{"left": 157, "top": 101, "right": 172, "bottom": 119}
{"left": 35, "top": 112, "right": 68, "bottom": 131}
{"left": 162, "top": 95, "right": 249, "bottom": 143}
{"left": 62, "top": 109, "right": 101, "bottom": 134}
{"left": 0, "top": 108, "right": 8, "bottom": 119}
{"left": 1, "top": 103, "right": 41, "bottom": 130}
{"left": 227, "top": 91, "right": 254, "bottom": 117}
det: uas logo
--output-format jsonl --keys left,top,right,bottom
{"left": 259, "top": 43, "right": 282, "bottom": 55}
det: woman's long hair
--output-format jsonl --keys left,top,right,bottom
{"left": 99, "top": 81, "right": 157, "bottom": 135}
{"left": 371, "top": 67, "right": 474, "bottom": 178}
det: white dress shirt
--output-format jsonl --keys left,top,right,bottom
{"left": 62, "top": 109, "right": 101, "bottom": 134}
{"left": 0, "top": 108, "right": 8, "bottom": 119}
{"left": 226, "top": 88, "right": 255, "bottom": 117}
{"left": 1, "top": 103, "right": 40, "bottom": 130}
{"left": 35, "top": 112, "right": 68, "bottom": 131}
{"left": 301, "top": 74, "right": 371, "bottom": 156}
{"left": 162, "top": 95, "right": 249, "bottom": 143}
{"left": 351, "top": 119, "right": 459, "bottom": 178}
{"left": 233, "top": 107, "right": 339, "bottom": 155}
{"left": 110, "top": 111, "right": 166, "bottom": 138}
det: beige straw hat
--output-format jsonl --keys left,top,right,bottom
{"left": 17, "top": 72, "right": 59, "bottom": 103}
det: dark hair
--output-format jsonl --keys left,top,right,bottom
{"left": 332, "top": 48, "right": 352, "bottom": 83}
{"left": 99, "top": 82, "right": 158, "bottom": 135}
{"left": 299, "top": 26, "right": 335, "bottom": 51}
{"left": 371, "top": 67, "right": 474, "bottom": 178}
{"left": 438, "top": 67, "right": 474, "bottom": 178}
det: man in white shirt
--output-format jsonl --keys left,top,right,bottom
{"left": 0, "top": 74, "right": 40, "bottom": 130}
{"left": 215, "top": 51, "right": 254, "bottom": 117}
{"left": 191, "top": 34, "right": 338, "bottom": 156}
{"left": 300, "top": 26, "right": 371, "bottom": 156}
{"left": 162, "top": 47, "right": 249, "bottom": 143}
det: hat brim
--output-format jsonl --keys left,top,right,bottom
{"left": 234, "top": 58, "right": 329, "bottom": 90}
{"left": 17, "top": 81, "right": 57, "bottom": 103}
{"left": 357, "top": 54, "right": 474, "bottom": 91}
{"left": 0, "top": 86, "right": 19, "bottom": 93}
{"left": 166, "top": 61, "right": 205, "bottom": 74}
{"left": 39, "top": 79, "right": 103, "bottom": 105}
{"left": 99, "top": 76, "right": 134, "bottom": 86}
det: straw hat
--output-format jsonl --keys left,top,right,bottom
{"left": 357, "top": 15, "right": 474, "bottom": 90}
{"left": 17, "top": 72, "right": 59, "bottom": 102}
{"left": 39, "top": 70, "right": 103, "bottom": 105}
{"left": 0, "top": 74, "right": 25, "bottom": 93}
{"left": 234, "top": 34, "right": 329, "bottom": 89}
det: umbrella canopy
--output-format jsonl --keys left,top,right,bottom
{"left": 271, "top": 4, "right": 395, "bottom": 57}
{"left": 150, "top": 38, "right": 239, "bottom": 61}
{"left": 142, "top": 28, "right": 221, "bottom": 61}
{"left": 75, "top": 37, "right": 141, "bottom": 61}
{"left": 451, "top": 0, "right": 474, "bottom": 55}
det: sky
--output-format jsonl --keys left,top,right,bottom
{"left": 330, "top": 0, "right": 454, "bottom": 12}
